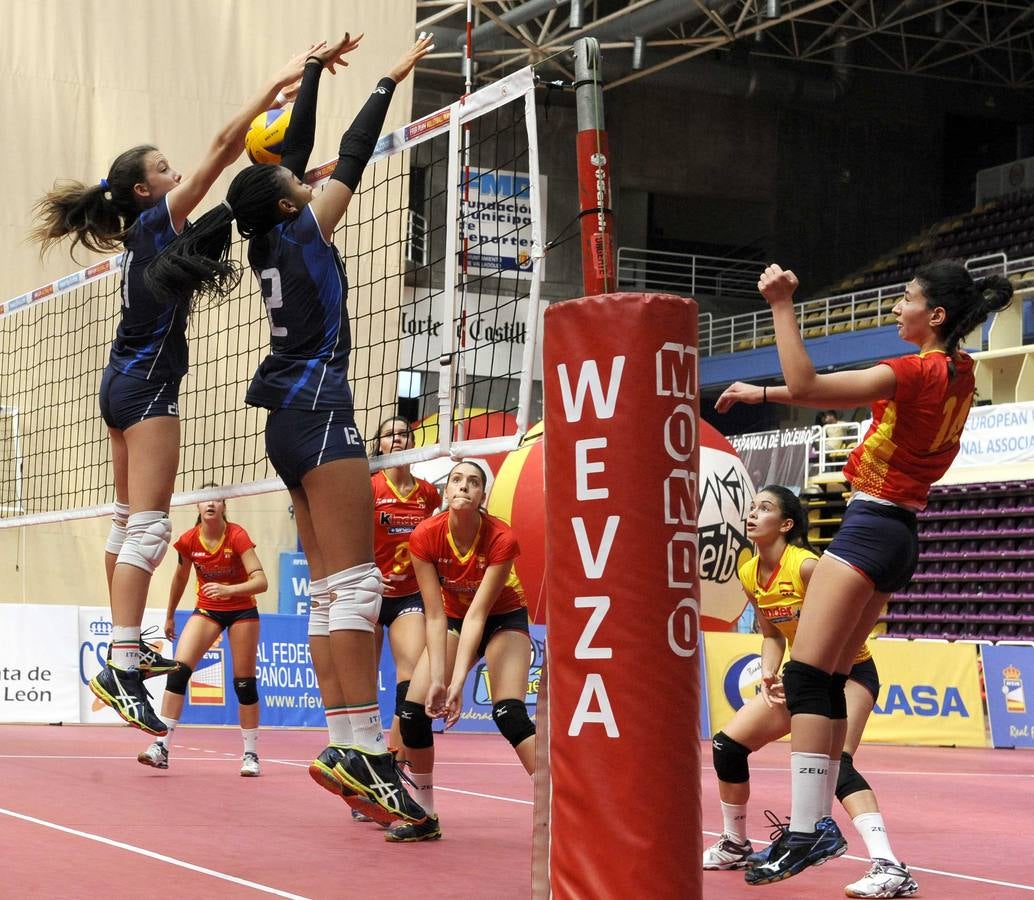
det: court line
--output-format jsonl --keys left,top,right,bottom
{"left": 704, "top": 829, "right": 1034, "bottom": 891}
{"left": 0, "top": 754, "right": 524, "bottom": 766}
{"left": 0, "top": 807, "right": 309, "bottom": 898}
{"left": 705, "top": 763, "right": 1034, "bottom": 779}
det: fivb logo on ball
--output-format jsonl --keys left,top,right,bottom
{"left": 723, "top": 653, "right": 764, "bottom": 711}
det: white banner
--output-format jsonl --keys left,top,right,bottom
{"left": 461, "top": 168, "right": 547, "bottom": 280}
{"left": 78, "top": 606, "right": 173, "bottom": 726}
{"left": 0, "top": 605, "right": 80, "bottom": 723}
{"left": 955, "top": 401, "right": 1034, "bottom": 468}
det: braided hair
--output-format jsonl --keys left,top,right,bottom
{"left": 913, "top": 260, "right": 1014, "bottom": 374}
{"left": 759, "top": 484, "right": 815, "bottom": 554}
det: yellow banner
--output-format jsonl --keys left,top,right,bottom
{"left": 703, "top": 632, "right": 775, "bottom": 734}
{"left": 863, "top": 640, "right": 987, "bottom": 747}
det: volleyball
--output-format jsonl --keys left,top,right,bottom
{"left": 245, "top": 106, "right": 292, "bottom": 165}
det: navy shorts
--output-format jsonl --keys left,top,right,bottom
{"left": 379, "top": 592, "right": 424, "bottom": 627}
{"left": 825, "top": 498, "right": 918, "bottom": 593}
{"left": 265, "top": 408, "right": 367, "bottom": 489}
{"left": 192, "top": 606, "right": 260, "bottom": 629}
{"left": 99, "top": 365, "right": 180, "bottom": 431}
{"left": 847, "top": 656, "right": 880, "bottom": 703}
{"left": 448, "top": 607, "right": 530, "bottom": 660}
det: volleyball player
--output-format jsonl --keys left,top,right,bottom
{"left": 137, "top": 490, "right": 267, "bottom": 776}
{"left": 717, "top": 260, "right": 1012, "bottom": 886}
{"left": 702, "top": 485, "right": 918, "bottom": 898}
{"left": 29, "top": 44, "right": 324, "bottom": 736}
{"left": 146, "top": 34, "right": 436, "bottom": 825}
{"left": 386, "top": 461, "right": 536, "bottom": 843}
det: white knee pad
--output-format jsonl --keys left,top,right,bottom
{"left": 327, "top": 563, "right": 383, "bottom": 634}
{"left": 104, "top": 502, "right": 131, "bottom": 555}
{"left": 307, "top": 577, "right": 331, "bottom": 638}
{"left": 116, "top": 511, "right": 171, "bottom": 574}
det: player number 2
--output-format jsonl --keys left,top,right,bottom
{"left": 260, "top": 267, "right": 288, "bottom": 338}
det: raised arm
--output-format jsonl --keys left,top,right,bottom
{"left": 310, "top": 33, "right": 435, "bottom": 241}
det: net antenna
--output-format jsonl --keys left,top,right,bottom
{"left": 0, "top": 66, "right": 545, "bottom": 527}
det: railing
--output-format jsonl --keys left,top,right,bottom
{"left": 616, "top": 247, "right": 764, "bottom": 300}
{"left": 701, "top": 252, "right": 1034, "bottom": 357}
{"left": 807, "top": 421, "right": 863, "bottom": 482}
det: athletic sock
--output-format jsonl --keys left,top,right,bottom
{"left": 346, "top": 702, "right": 386, "bottom": 754}
{"left": 720, "top": 801, "right": 748, "bottom": 842}
{"left": 409, "top": 770, "right": 435, "bottom": 816}
{"left": 789, "top": 751, "right": 829, "bottom": 833}
{"left": 110, "top": 626, "right": 141, "bottom": 671}
{"left": 823, "top": 756, "right": 841, "bottom": 818}
{"left": 157, "top": 716, "right": 178, "bottom": 748}
{"left": 852, "top": 812, "right": 898, "bottom": 864}
{"left": 241, "top": 728, "right": 259, "bottom": 756}
{"left": 326, "top": 706, "right": 354, "bottom": 746}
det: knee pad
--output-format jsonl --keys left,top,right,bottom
{"left": 328, "top": 563, "right": 383, "bottom": 634}
{"left": 492, "top": 699, "right": 536, "bottom": 749}
{"left": 233, "top": 676, "right": 259, "bottom": 706}
{"left": 307, "top": 577, "right": 330, "bottom": 638}
{"left": 164, "top": 662, "right": 193, "bottom": 695}
{"left": 105, "top": 501, "right": 130, "bottom": 555}
{"left": 712, "top": 730, "right": 751, "bottom": 784}
{"left": 835, "top": 751, "right": 871, "bottom": 802}
{"left": 829, "top": 672, "right": 849, "bottom": 721}
{"left": 395, "top": 679, "right": 411, "bottom": 719}
{"left": 399, "top": 699, "right": 434, "bottom": 749}
{"left": 783, "top": 660, "right": 833, "bottom": 718}
{"left": 116, "top": 511, "right": 171, "bottom": 574}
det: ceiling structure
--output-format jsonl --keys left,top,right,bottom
{"left": 415, "top": 1, "right": 1034, "bottom": 93}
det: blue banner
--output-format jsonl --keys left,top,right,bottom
{"left": 278, "top": 552, "right": 310, "bottom": 615}
{"left": 981, "top": 643, "right": 1034, "bottom": 748}
{"left": 698, "top": 640, "right": 711, "bottom": 741}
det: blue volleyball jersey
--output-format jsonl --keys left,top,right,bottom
{"left": 109, "top": 197, "right": 189, "bottom": 380}
{"left": 245, "top": 206, "right": 354, "bottom": 411}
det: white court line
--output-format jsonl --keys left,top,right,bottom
{"left": 0, "top": 807, "right": 309, "bottom": 899}
{"left": 704, "top": 829, "right": 1034, "bottom": 892}
{"left": 706, "top": 764, "right": 1034, "bottom": 779}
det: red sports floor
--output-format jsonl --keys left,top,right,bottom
{"left": 0, "top": 725, "right": 1031, "bottom": 898}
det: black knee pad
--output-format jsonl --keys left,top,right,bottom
{"left": 234, "top": 676, "right": 259, "bottom": 706}
{"left": 783, "top": 660, "right": 833, "bottom": 718}
{"left": 835, "top": 751, "right": 871, "bottom": 802}
{"left": 395, "top": 680, "right": 411, "bottom": 720}
{"left": 492, "top": 699, "right": 536, "bottom": 748}
{"left": 164, "top": 663, "right": 193, "bottom": 696}
{"left": 829, "top": 672, "right": 849, "bottom": 720}
{"left": 399, "top": 700, "right": 434, "bottom": 749}
{"left": 711, "top": 730, "right": 751, "bottom": 784}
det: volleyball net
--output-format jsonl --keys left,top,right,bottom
{"left": 0, "top": 66, "right": 544, "bottom": 526}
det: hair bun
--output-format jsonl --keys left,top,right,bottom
{"left": 975, "top": 274, "right": 1014, "bottom": 313}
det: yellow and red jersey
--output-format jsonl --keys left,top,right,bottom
{"left": 173, "top": 523, "right": 257, "bottom": 612}
{"left": 843, "top": 350, "right": 974, "bottom": 510}
{"left": 739, "top": 544, "right": 872, "bottom": 664}
{"left": 372, "top": 471, "right": 442, "bottom": 598}
{"left": 408, "top": 510, "right": 526, "bottom": 618}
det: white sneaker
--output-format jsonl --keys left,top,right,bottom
{"left": 240, "top": 751, "right": 261, "bottom": 777}
{"left": 844, "top": 859, "right": 919, "bottom": 898}
{"left": 137, "top": 741, "right": 169, "bottom": 769}
{"left": 702, "top": 834, "right": 754, "bottom": 870}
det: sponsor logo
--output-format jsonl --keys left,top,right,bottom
{"left": 32, "top": 285, "right": 55, "bottom": 302}
{"left": 1003, "top": 663, "right": 1026, "bottom": 714}
{"left": 405, "top": 108, "right": 451, "bottom": 141}
{"left": 722, "top": 653, "right": 764, "bottom": 711}
{"left": 86, "top": 261, "right": 112, "bottom": 278}
{"left": 89, "top": 617, "right": 113, "bottom": 636}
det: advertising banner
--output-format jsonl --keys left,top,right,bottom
{"left": 278, "top": 552, "right": 310, "bottom": 615}
{"left": 703, "top": 632, "right": 772, "bottom": 735}
{"left": 0, "top": 605, "right": 80, "bottom": 723}
{"left": 981, "top": 642, "right": 1034, "bottom": 748}
{"left": 862, "top": 640, "right": 986, "bottom": 747}
{"left": 461, "top": 167, "right": 547, "bottom": 279}
{"left": 954, "top": 401, "right": 1034, "bottom": 467}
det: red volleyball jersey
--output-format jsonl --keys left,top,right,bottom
{"left": 173, "top": 523, "right": 257, "bottom": 612}
{"left": 843, "top": 350, "right": 974, "bottom": 509}
{"left": 407, "top": 511, "right": 525, "bottom": 618}
{"left": 372, "top": 471, "right": 442, "bottom": 597}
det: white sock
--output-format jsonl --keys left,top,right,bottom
{"left": 157, "top": 717, "right": 178, "bottom": 748}
{"left": 347, "top": 703, "right": 386, "bottom": 754}
{"left": 789, "top": 752, "right": 829, "bottom": 833}
{"left": 241, "top": 728, "right": 259, "bottom": 756}
{"left": 410, "top": 770, "right": 436, "bottom": 816}
{"left": 823, "top": 757, "right": 841, "bottom": 818}
{"left": 852, "top": 812, "right": 898, "bottom": 864}
{"left": 110, "top": 626, "right": 141, "bottom": 671}
{"left": 326, "top": 707, "right": 353, "bottom": 746}
{"left": 720, "top": 801, "right": 748, "bottom": 842}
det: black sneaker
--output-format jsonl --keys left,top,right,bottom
{"left": 89, "top": 665, "right": 167, "bottom": 736}
{"left": 308, "top": 745, "right": 395, "bottom": 826}
{"left": 385, "top": 814, "right": 442, "bottom": 843}
{"left": 744, "top": 823, "right": 846, "bottom": 885}
{"left": 334, "top": 747, "right": 428, "bottom": 825}
{"left": 105, "top": 628, "right": 180, "bottom": 680}
{"left": 745, "top": 809, "right": 789, "bottom": 868}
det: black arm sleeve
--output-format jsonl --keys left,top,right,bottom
{"left": 329, "top": 77, "right": 396, "bottom": 191}
{"left": 279, "top": 60, "right": 323, "bottom": 179}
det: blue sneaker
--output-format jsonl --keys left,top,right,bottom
{"left": 744, "top": 820, "right": 847, "bottom": 885}
{"left": 817, "top": 815, "right": 848, "bottom": 860}
{"left": 745, "top": 810, "right": 789, "bottom": 867}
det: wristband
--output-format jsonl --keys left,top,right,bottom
{"left": 763, "top": 386, "right": 768, "bottom": 403}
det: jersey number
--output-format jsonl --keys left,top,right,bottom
{"left": 260, "top": 268, "right": 288, "bottom": 337}
{"left": 930, "top": 394, "right": 972, "bottom": 450}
